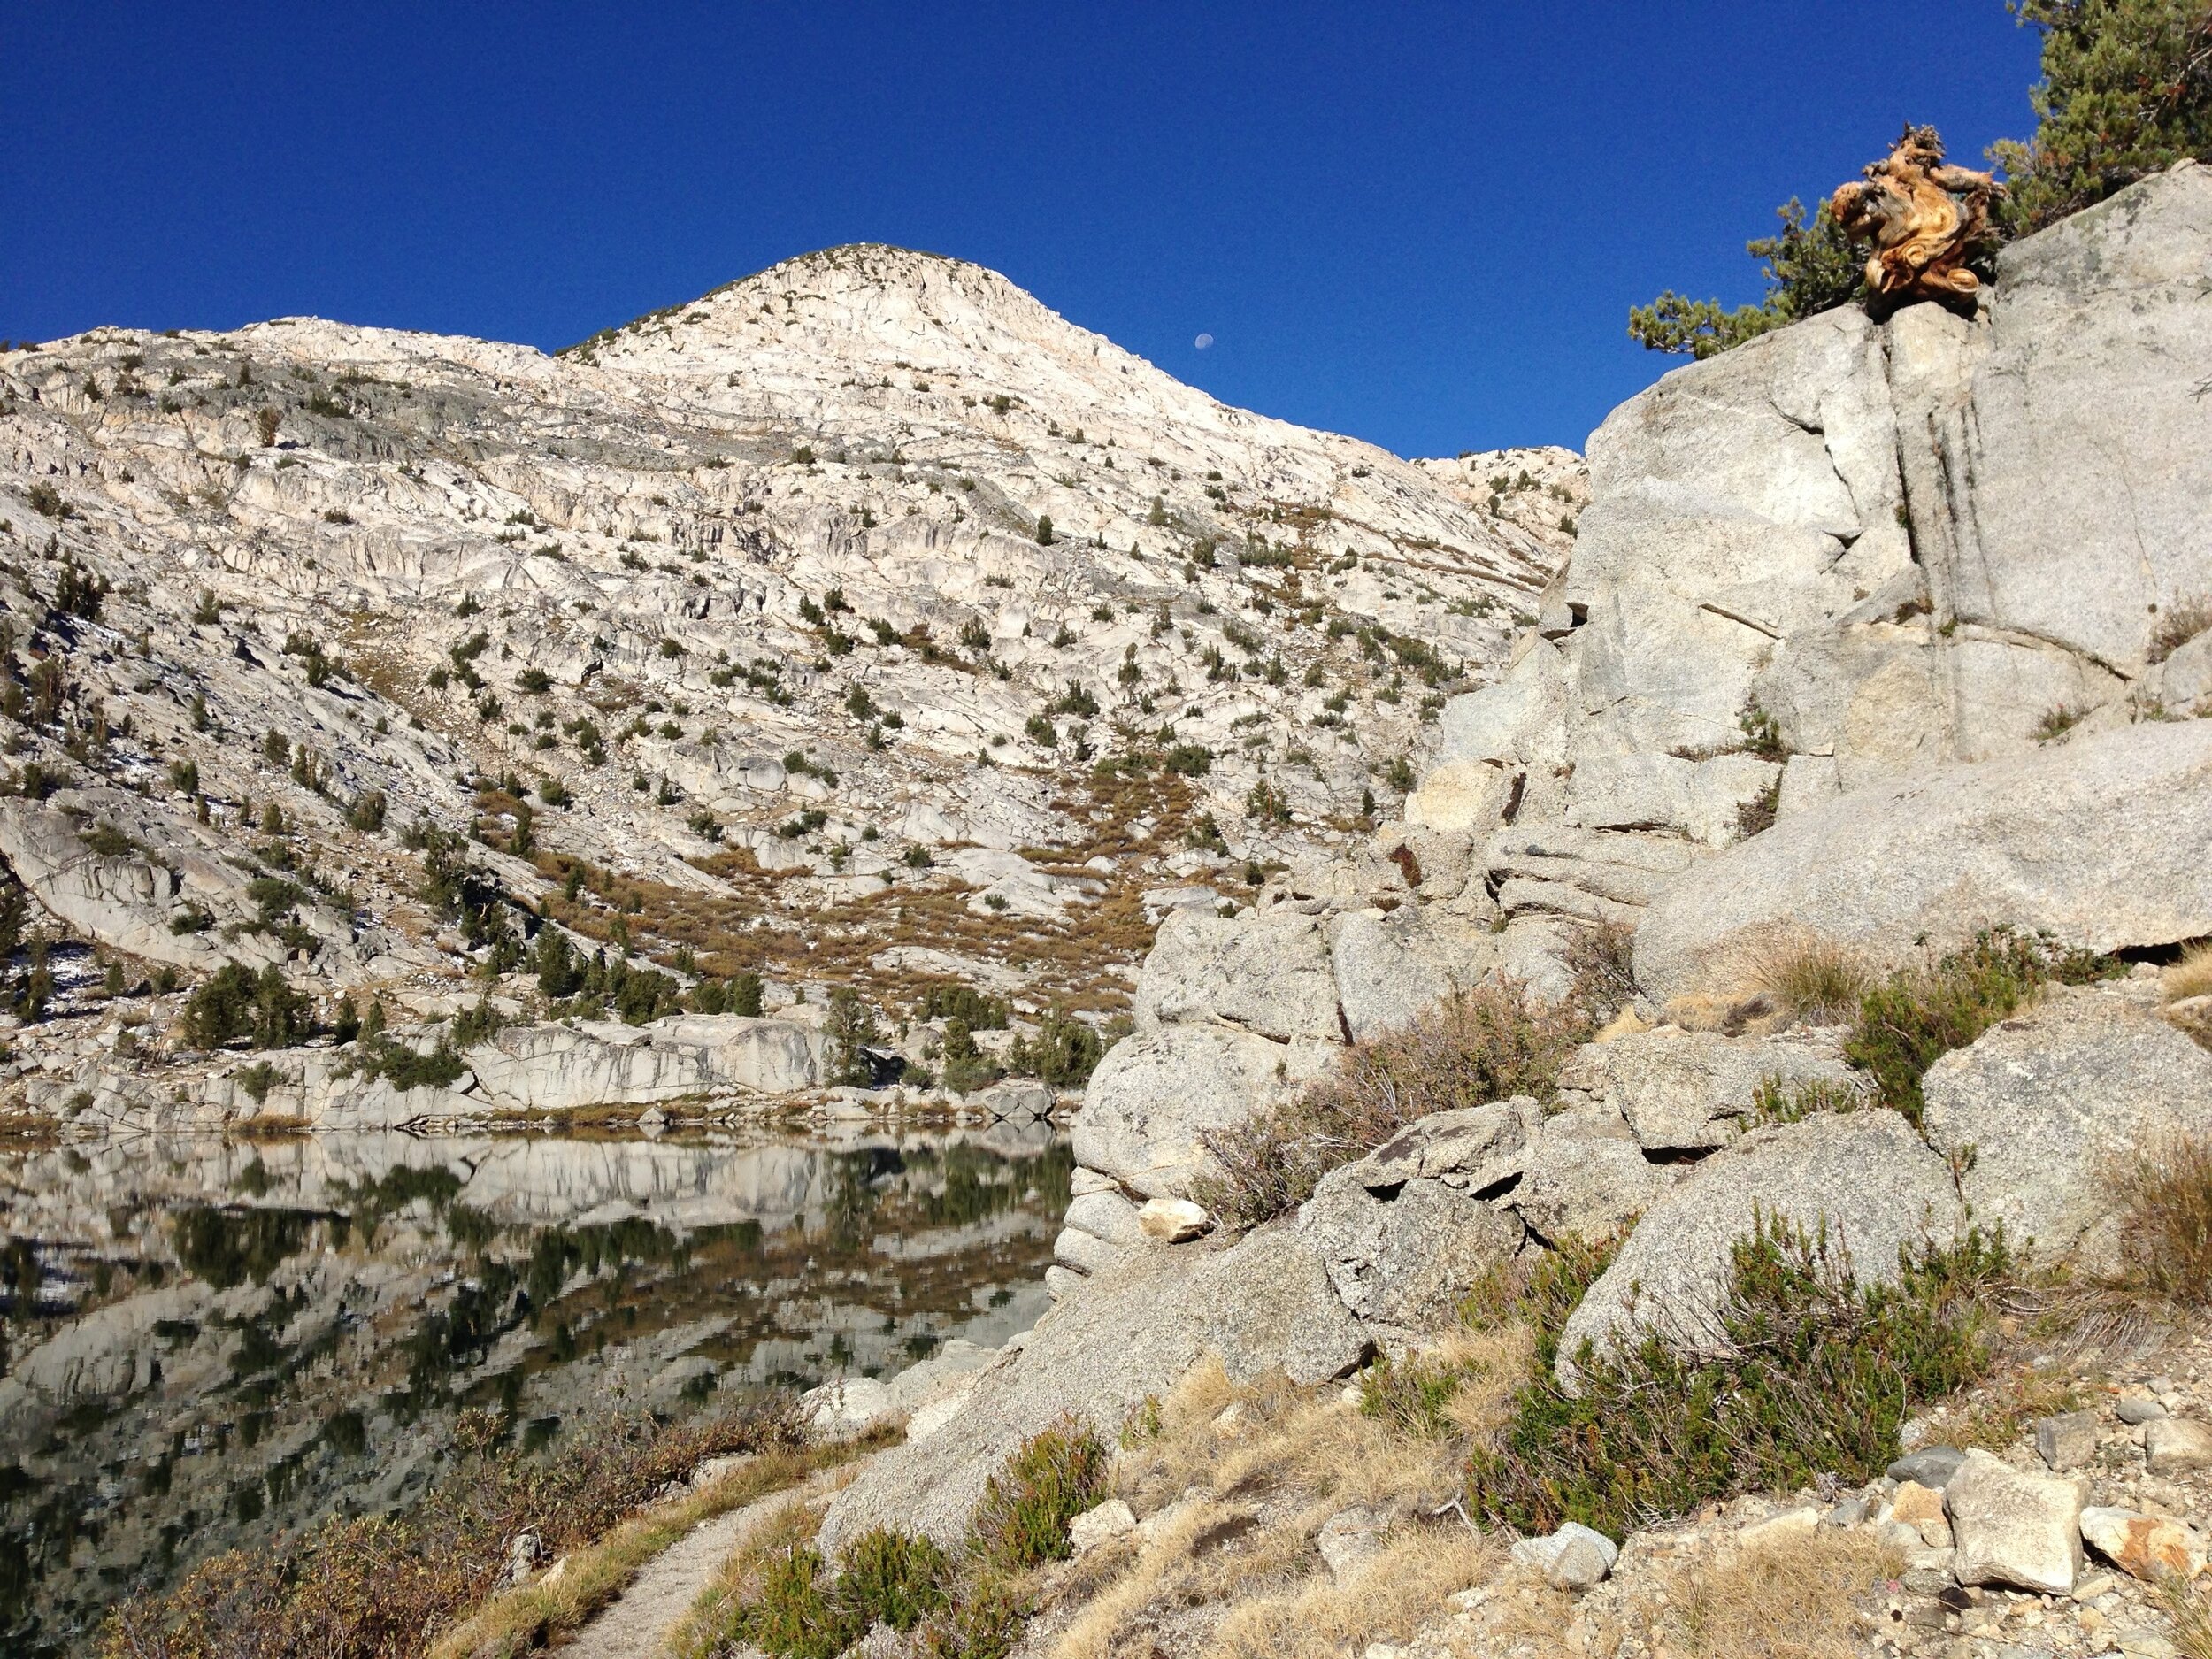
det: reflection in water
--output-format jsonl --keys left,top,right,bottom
{"left": 0, "top": 1124, "right": 1070, "bottom": 1656}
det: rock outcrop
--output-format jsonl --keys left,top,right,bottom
{"left": 1632, "top": 719, "right": 2212, "bottom": 1002}
{"left": 1425, "top": 162, "right": 2212, "bottom": 957}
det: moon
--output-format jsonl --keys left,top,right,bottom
{"left": 1194, "top": 333, "right": 1214, "bottom": 350}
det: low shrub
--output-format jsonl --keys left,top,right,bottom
{"left": 1563, "top": 920, "right": 1637, "bottom": 1023}
{"left": 1845, "top": 928, "right": 2117, "bottom": 1125}
{"left": 836, "top": 1527, "right": 952, "bottom": 1631}
{"left": 967, "top": 1417, "right": 1107, "bottom": 1575}
{"left": 698, "top": 1421, "right": 1102, "bottom": 1659}
{"left": 1748, "top": 1073, "right": 1865, "bottom": 1126}
{"left": 1467, "top": 1215, "right": 2012, "bottom": 1540}
{"left": 1198, "top": 985, "right": 1588, "bottom": 1227}
{"left": 1004, "top": 1010, "right": 1107, "bottom": 1088}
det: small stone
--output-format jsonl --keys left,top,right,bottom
{"left": 1738, "top": 1505, "right": 1821, "bottom": 1548}
{"left": 1068, "top": 1498, "right": 1138, "bottom": 1555}
{"left": 1889, "top": 1447, "right": 1968, "bottom": 1488}
{"left": 1824, "top": 1496, "right": 1871, "bottom": 1528}
{"left": 1317, "top": 1506, "right": 1388, "bottom": 1578}
{"left": 2115, "top": 1398, "right": 2168, "bottom": 1426}
{"left": 2144, "top": 1417, "right": 2212, "bottom": 1476}
{"left": 1885, "top": 1484, "right": 1955, "bottom": 1548}
{"left": 2079, "top": 1506, "right": 2208, "bottom": 1581}
{"left": 1947, "top": 1448, "right": 2085, "bottom": 1594}
{"left": 2115, "top": 1629, "right": 2177, "bottom": 1659}
{"left": 2037, "top": 1409, "right": 2102, "bottom": 1471}
{"left": 499, "top": 1530, "right": 543, "bottom": 1590}
{"left": 1137, "top": 1196, "right": 1212, "bottom": 1242}
{"left": 1510, "top": 1521, "right": 1620, "bottom": 1589}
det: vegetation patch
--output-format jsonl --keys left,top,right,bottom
{"left": 1197, "top": 985, "right": 1588, "bottom": 1227}
{"left": 1467, "top": 1218, "right": 2013, "bottom": 1540}
{"left": 682, "top": 1418, "right": 1106, "bottom": 1659}
{"left": 1843, "top": 927, "right": 2117, "bottom": 1125}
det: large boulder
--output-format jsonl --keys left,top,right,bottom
{"left": 1302, "top": 1169, "right": 1523, "bottom": 1331}
{"left": 1632, "top": 721, "right": 2212, "bottom": 1002}
{"left": 0, "top": 791, "right": 310, "bottom": 971}
{"left": 1134, "top": 910, "right": 1342, "bottom": 1043}
{"left": 1557, "top": 1110, "right": 1962, "bottom": 1378}
{"left": 1325, "top": 907, "right": 1495, "bottom": 1044}
{"left": 1069, "top": 1024, "right": 1334, "bottom": 1200}
{"left": 817, "top": 1226, "right": 1368, "bottom": 1553}
{"left": 1509, "top": 1107, "right": 1675, "bottom": 1245}
{"left": 1921, "top": 984, "right": 2212, "bottom": 1265}
{"left": 1297, "top": 1102, "right": 1540, "bottom": 1330}
{"left": 1942, "top": 163, "right": 2212, "bottom": 678}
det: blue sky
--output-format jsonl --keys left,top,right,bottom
{"left": 3, "top": 3, "right": 2043, "bottom": 456}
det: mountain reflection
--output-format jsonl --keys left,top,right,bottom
{"left": 0, "top": 1123, "right": 1069, "bottom": 1656}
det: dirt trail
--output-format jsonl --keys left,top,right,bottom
{"left": 557, "top": 1479, "right": 820, "bottom": 1659}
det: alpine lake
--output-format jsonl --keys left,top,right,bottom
{"left": 0, "top": 1118, "right": 1070, "bottom": 1655}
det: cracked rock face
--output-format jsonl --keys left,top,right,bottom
{"left": 1412, "top": 163, "right": 2212, "bottom": 955}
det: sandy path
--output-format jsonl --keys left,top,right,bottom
{"left": 557, "top": 1479, "right": 818, "bottom": 1659}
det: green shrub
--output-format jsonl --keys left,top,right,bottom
{"left": 1004, "top": 1010, "right": 1107, "bottom": 1088}
{"left": 1468, "top": 1217, "right": 2013, "bottom": 1540}
{"left": 184, "top": 964, "right": 312, "bottom": 1051}
{"left": 918, "top": 981, "right": 1010, "bottom": 1030}
{"left": 1199, "top": 985, "right": 1588, "bottom": 1227}
{"left": 1749, "top": 1073, "right": 1866, "bottom": 1125}
{"left": 744, "top": 1546, "right": 850, "bottom": 1659}
{"left": 1627, "top": 197, "right": 1866, "bottom": 359}
{"left": 967, "top": 1417, "right": 1107, "bottom": 1575}
{"left": 1845, "top": 927, "right": 2118, "bottom": 1125}
{"left": 1994, "top": 0, "right": 2212, "bottom": 234}
{"left": 731, "top": 970, "right": 765, "bottom": 1018}
{"left": 835, "top": 1527, "right": 952, "bottom": 1631}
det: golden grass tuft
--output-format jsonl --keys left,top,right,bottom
{"left": 1055, "top": 1348, "right": 1525, "bottom": 1659}
{"left": 2166, "top": 942, "right": 2212, "bottom": 1004}
{"left": 2158, "top": 1572, "right": 2212, "bottom": 1659}
{"left": 1200, "top": 1528, "right": 1501, "bottom": 1659}
{"left": 1649, "top": 1529, "right": 1902, "bottom": 1659}
{"left": 2113, "top": 1135, "right": 2212, "bottom": 1310}
{"left": 1735, "top": 933, "right": 1875, "bottom": 1026}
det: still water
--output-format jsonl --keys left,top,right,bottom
{"left": 0, "top": 1121, "right": 1071, "bottom": 1655}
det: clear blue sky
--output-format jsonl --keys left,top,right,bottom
{"left": 3, "top": 3, "right": 2044, "bottom": 457}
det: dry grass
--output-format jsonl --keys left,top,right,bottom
{"left": 1053, "top": 1354, "right": 1513, "bottom": 1659}
{"left": 2150, "top": 595, "right": 2212, "bottom": 665}
{"left": 1940, "top": 1363, "right": 2085, "bottom": 1454}
{"left": 2112, "top": 1135, "right": 2212, "bottom": 1310}
{"left": 2157, "top": 1572, "right": 2212, "bottom": 1659}
{"left": 1736, "top": 933, "right": 1875, "bottom": 1026}
{"left": 1202, "top": 1529, "right": 1500, "bottom": 1659}
{"left": 426, "top": 1448, "right": 836, "bottom": 1659}
{"left": 1648, "top": 1529, "right": 1902, "bottom": 1659}
{"left": 2166, "top": 942, "right": 2212, "bottom": 1003}
{"left": 99, "top": 1400, "right": 810, "bottom": 1659}
{"left": 1196, "top": 984, "right": 1589, "bottom": 1226}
